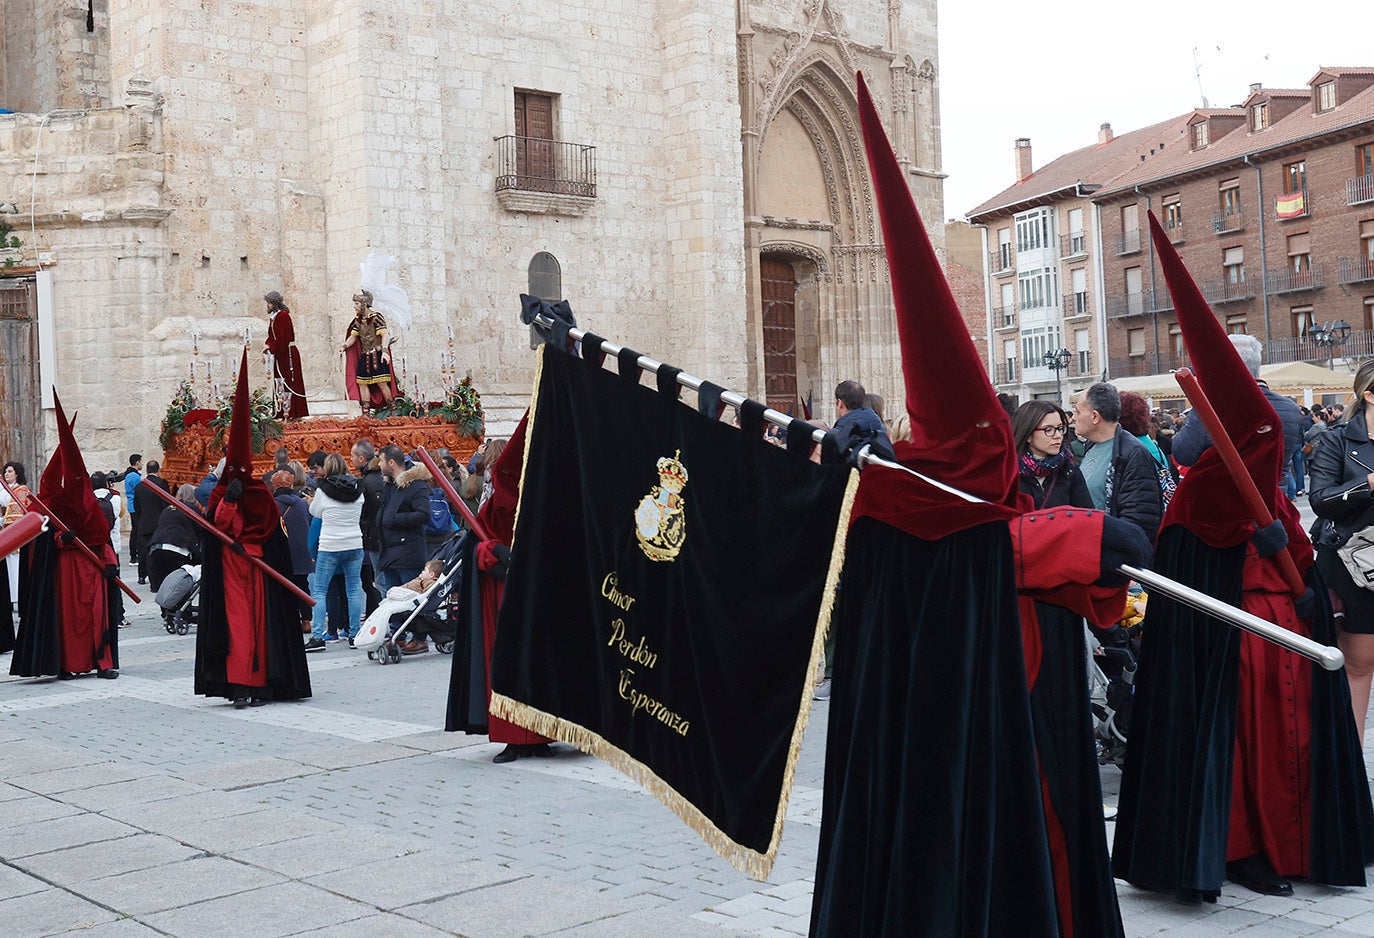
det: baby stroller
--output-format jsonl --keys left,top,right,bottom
{"left": 1088, "top": 620, "right": 1140, "bottom": 765}
{"left": 155, "top": 564, "right": 201, "bottom": 636}
{"left": 357, "top": 534, "right": 464, "bottom": 664}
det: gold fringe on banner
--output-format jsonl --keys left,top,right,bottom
{"left": 507, "top": 343, "right": 546, "bottom": 552}
{"left": 491, "top": 464, "right": 861, "bottom": 881}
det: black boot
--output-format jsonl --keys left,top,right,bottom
{"left": 1226, "top": 855, "right": 1292, "bottom": 897}
{"left": 493, "top": 744, "right": 521, "bottom": 764}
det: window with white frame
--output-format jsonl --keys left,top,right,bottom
{"left": 1292, "top": 305, "right": 1314, "bottom": 338}
{"left": 1067, "top": 208, "right": 1085, "bottom": 253}
{"left": 1070, "top": 267, "right": 1088, "bottom": 315}
{"left": 1074, "top": 328, "right": 1090, "bottom": 373}
{"left": 1000, "top": 282, "right": 1015, "bottom": 326}
{"left": 997, "top": 228, "right": 1012, "bottom": 269}
{"left": 1017, "top": 267, "right": 1059, "bottom": 311}
{"left": 1015, "top": 208, "right": 1054, "bottom": 255}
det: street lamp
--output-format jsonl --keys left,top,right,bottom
{"left": 1043, "top": 347, "right": 1072, "bottom": 404}
{"left": 1308, "top": 319, "right": 1351, "bottom": 371}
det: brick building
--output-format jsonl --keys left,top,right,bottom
{"left": 1093, "top": 68, "right": 1374, "bottom": 380}
{"left": 966, "top": 115, "right": 1194, "bottom": 405}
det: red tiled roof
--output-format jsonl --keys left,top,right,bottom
{"left": 1094, "top": 81, "right": 1374, "bottom": 200}
{"left": 966, "top": 113, "right": 1194, "bottom": 220}
{"left": 1310, "top": 67, "right": 1374, "bottom": 81}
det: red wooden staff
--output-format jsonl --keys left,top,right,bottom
{"left": 414, "top": 447, "right": 492, "bottom": 541}
{"left": 0, "top": 477, "right": 141, "bottom": 604}
{"left": 1174, "top": 367, "right": 1305, "bottom": 597}
{"left": 0, "top": 512, "right": 46, "bottom": 555}
{"left": 137, "top": 480, "right": 315, "bottom": 606}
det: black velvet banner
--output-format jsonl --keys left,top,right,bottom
{"left": 490, "top": 345, "right": 856, "bottom": 878}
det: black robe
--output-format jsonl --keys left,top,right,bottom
{"left": 446, "top": 531, "right": 489, "bottom": 734}
{"left": 1113, "top": 526, "right": 1374, "bottom": 898}
{"left": 810, "top": 517, "right": 1060, "bottom": 937}
{"left": 10, "top": 533, "right": 119, "bottom": 677}
{"left": 0, "top": 548, "right": 15, "bottom": 654}
{"left": 1027, "top": 601, "right": 1124, "bottom": 938}
{"left": 194, "top": 529, "right": 311, "bottom": 701}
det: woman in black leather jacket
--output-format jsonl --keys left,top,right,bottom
{"left": 1309, "top": 357, "right": 1374, "bottom": 739}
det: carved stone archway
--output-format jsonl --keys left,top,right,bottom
{"left": 746, "top": 54, "right": 896, "bottom": 419}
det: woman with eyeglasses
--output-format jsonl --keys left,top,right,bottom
{"left": 1011, "top": 400, "right": 1093, "bottom": 510}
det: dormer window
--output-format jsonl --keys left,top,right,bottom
{"left": 1191, "top": 121, "right": 1210, "bottom": 150}
{"left": 1251, "top": 102, "right": 1269, "bottom": 131}
{"left": 1318, "top": 80, "right": 1337, "bottom": 112}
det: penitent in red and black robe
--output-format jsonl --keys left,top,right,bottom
{"left": 194, "top": 487, "right": 311, "bottom": 701}
{"left": 1012, "top": 508, "right": 1151, "bottom": 938}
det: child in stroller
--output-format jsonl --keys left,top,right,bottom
{"left": 358, "top": 535, "right": 463, "bottom": 664}
{"left": 155, "top": 564, "right": 200, "bottom": 635}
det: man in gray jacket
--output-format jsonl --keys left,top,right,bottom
{"left": 1172, "top": 335, "right": 1302, "bottom": 495}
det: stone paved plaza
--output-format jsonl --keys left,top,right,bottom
{"left": 4, "top": 552, "right": 1374, "bottom": 937}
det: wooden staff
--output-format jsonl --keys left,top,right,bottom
{"left": 0, "top": 512, "right": 46, "bottom": 555}
{"left": 0, "top": 478, "right": 141, "bottom": 604}
{"left": 137, "top": 480, "right": 315, "bottom": 606}
{"left": 1174, "top": 367, "right": 1305, "bottom": 597}
{"left": 414, "top": 446, "right": 492, "bottom": 541}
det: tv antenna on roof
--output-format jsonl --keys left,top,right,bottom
{"left": 1193, "top": 45, "right": 1216, "bottom": 109}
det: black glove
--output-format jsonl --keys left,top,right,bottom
{"left": 60, "top": 530, "right": 78, "bottom": 544}
{"left": 488, "top": 543, "right": 512, "bottom": 581}
{"left": 1252, "top": 519, "right": 1288, "bottom": 558}
{"left": 1096, "top": 514, "right": 1153, "bottom": 585}
{"left": 1294, "top": 587, "right": 1317, "bottom": 619}
{"left": 228, "top": 541, "right": 247, "bottom": 555}
{"left": 224, "top": 479, "right": 243, "bottom": 504}
{"left": 103, "top": 564, "right": 119, "bottom": 582}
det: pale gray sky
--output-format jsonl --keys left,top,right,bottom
{"left": 937, "top": 0, "right": 1373, "bottom": 219}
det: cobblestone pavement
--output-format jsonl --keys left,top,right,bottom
{"left": 3, "top": 519, "right": 1373, "bottom": 938}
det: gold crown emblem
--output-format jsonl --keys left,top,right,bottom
{"left": 656, "top": 451, "right": 688, "bottom": 492}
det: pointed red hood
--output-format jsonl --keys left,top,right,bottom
{"left": 1149, "top": 212, "right": 1299, "bottom": 557}
{"left": 223, "top": 348, "right": 256, "bottom": 484}
{"left": 849, "top": 72, "right": 1022, "bottom": 539}
{"left": 478, "top": 410, "right": 529, "bottom": 546}
{"left": 207, "top": 348, "right": 280, "bottom": 542}
{"left": 38, "top": 391, "right": 111, "bottom": 548}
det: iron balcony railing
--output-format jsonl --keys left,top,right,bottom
{"left": 1072, "top": 350, "right": 1092, "bottom": 377}
{"left": 1106, "top": 292, "right": 1145, "bottom": 319}
{"left": 1164, "top": 221, "right": 1184, "bottom": 243}
{"left": 1338, "top": 256, "right": 1374, "bottom": 284}
{"left": 1116, "top": 230, "right": 1142, "bottom": 255}
{"left": 997, "top": 361, "right": 1019, "bottom": 384}
{"left": 1267, "top": 328, "right": 1374, "bottom": 365}
{"left": 1265, "top": 265, "right": 1325, "bottom": 295}
{"left": 1146, "top": 289, "right": 1175, "bottom": 313}
{"left": 993, "top": 306, "right": 1016, "bottom": 328}
{"left": 1064, "top": 291, "right": 1090, "bottom": 317}
{"left": 494, "top": 135, "right": 597, "bottom": 198}
{"left": 1348, "top": 174, "right": 1374, "bottom": 206}
{"left": 989, "top": 246, "right": 1014, "bottom": 274}
{"left": 1061, "top": 233, "right": 1088, "bottom": 257}
{"left": 1212, "top": 211, "right": 1244, "bottom": 233}
{"left": 1108, "top": 355, "right": 1154, "bottom": 378}
{"left": 1199, "top": 276, "right": 1255, "bottom": 304}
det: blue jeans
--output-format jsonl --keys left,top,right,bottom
{"left": 312, "top": 548, "right": 364, "bottom": 640}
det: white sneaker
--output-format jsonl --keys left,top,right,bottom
{"left": 813, "top": 678, "right": 832, "bottom": 701}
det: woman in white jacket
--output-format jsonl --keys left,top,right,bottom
{"left": 306, "top": 453, "right": 365, "bottom": 650}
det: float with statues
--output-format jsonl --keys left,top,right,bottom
{"left": 158, "top": 251, "right": 484, "bottom": 487}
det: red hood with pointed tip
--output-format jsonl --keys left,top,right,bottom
{"left": 207, "top": 347, "right": 281, "bottom": 542}
{"left": 849, "top": 72, "right": 1024, "bottom": 538}
{"left": 38, "top": 392, "right": 112, "bottom": 548}
{"left": 1149, "top": 211, "right": 1305, "bottom": 562}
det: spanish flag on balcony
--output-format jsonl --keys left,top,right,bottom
{"left": 1276, "top": 190, "right": 1307, "bottom": 219}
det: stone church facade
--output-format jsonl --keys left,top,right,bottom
{"left": 0, "top": 0, "right": 942, "bottom": 470}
